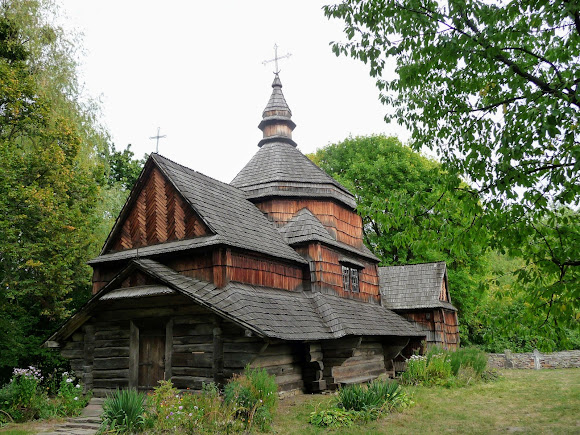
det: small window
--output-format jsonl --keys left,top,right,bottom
{"left": 342, "top": 266, "right": 350, "bottom": 291}
{"left": 350, "top": 268, "right": 359, "bottom": 293}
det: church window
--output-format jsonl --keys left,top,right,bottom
{"left": 342, "top": 266, "right": 350, "bottom": 291}
{"left": 350, "top": 268, "right": 359, "bottom": 293}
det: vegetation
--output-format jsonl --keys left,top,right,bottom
{"left": 309, "top": 378, "right": 412, "bottom": 428}
{"left": 141, "top": 367, "right": 277, "bottom": 433}
{"left": 324, "top": 0, "right": 579, "bottom": 336}
{"left": 0, "top": 368, "right": 89, "bottom": 424}
{"left": 99, "top": 389, "right": 146, "bottom": 434}
{"left": 0, "top": 0, "right": 145, "bottom": 384}
{"left": 275, "top": 369, "right": 580, "bottom": 434}
{"left": 309, "top": 135, "right": 579, "bottom": 351}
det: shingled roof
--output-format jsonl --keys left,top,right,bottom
{"left": 95, "top": 154, "right": 306, "bottom": 265}
{"left": 48, "top": 259, "right": 423, "bottom": 344}
{"left": 231, "top": 73, "right": 357, "bottom": 210}
{"left": 230, "top": 142, "right": 357, "bottom": 209}
{"left": 378, "top": 262, "right": 456, "bottom": 311}
{"left": 279, "top": 208, "right": 379, "bottom": 262}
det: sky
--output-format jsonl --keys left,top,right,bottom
{"left": 58, "top": 0, "right": 407, "bottom": 183}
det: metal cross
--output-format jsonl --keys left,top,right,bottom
{"left": 149, "top": 127, "right": 166, "bottom": 153}
{"left": 262, "top": 43, "right": 292, "bottom": 74}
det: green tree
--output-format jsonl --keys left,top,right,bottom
{"left": 0, "top": 0, "right": 113, "bottom": 381}
{"left": 324, "top": 0, "right": 580, "bottom": 325}
{"left": 309, "top": 135, "right": 489, "bottom": 340}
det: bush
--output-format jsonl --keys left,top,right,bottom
{"left": 0, "top": 367, "right": 89, "bottom": 424}
{"left": 450, "top": 347, "right": 488, "bottom": 376}
{"left": 100, "top": 389, "right": 146, "bottom": 434}
{"left": 338, "top": 378, "right": 406, "bottom": 412}
{"left": 402, "top": 346, "right": 492, "bottom": 387}
{"left": 224, "top": 366, "right": 278, "bottom": 432}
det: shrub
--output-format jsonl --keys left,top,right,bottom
{"left": 100, "top": 389, "right": 146, "bottom": 434}
{"left": 401, "top": 355, "right": 427, "bottom": 385}
{"left": 338, "top": 378, "right": 406, "bottom": 412}
{"left": 450, "top": 347, "right": 488, "bottom": 376}
{"left": 0, "top": 366, "right": 47, "bottom": 422}
{"left": 224, "top": 366, "right": 278, "bottom": 431}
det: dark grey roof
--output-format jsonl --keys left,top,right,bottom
{"left": 48, "top": 259, "right": 424, "bottom": 344}
{"left": 230, "top": 142, "right": 357, "bottom": 209}
{"left": 94, "top": 154, "right": 306, "bottom": 265}
{"left": 279, "top": 208, "right": 379, "bottom": 262}
{"left": 378, "top": 262, "right": 456, "bottom": 311}
{"left": 263, "top": 74, "right": 292, "bottom": 118}
{"left": 89, "top": 235, "right": 222, "bottom": 265}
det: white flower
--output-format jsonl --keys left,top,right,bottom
{"left": 66, "top": 378, "right": 73, "bottom": 383}
{"left": 76, "top": 384, "right": 81, "bottom": 388}
{"left": 74, "top": 397, "right": 78, "bottom": 401}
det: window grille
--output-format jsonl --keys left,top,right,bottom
{"left": 350, "top": 268, "right": 359, "bottom": 293}
{"left": 342, "top": 266, "right": 350, "bottom": 291}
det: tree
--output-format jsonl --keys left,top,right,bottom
{"left": 308, "top": 135, "right": 489, "bottom": 338}
{"left": 0, "top": 0, "right": 113, "bottom": 381}
{"left": 324, "top": 0, "right": 579, "bottom": 325}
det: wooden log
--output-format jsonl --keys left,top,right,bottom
{"left": 95, "top": 329, "right": 129, "bottom": 340}
{"left": 172, "top": 335, "right": 215, "bottom": 346}
{"left": 223, "top": 342, "right": 266, "bottom": 354}
{"left": 172, "top": 367, "right": 214, "bottom": 378}
{"left": 250, "top": 354, "right": 294, "bottom": 368}
{"left": 63, "top": 341, "right": 83, "bottom": 351}
{"left": 94, "top": 347, "right": 130, "bottom": 358}
{"left": 172, "top": 353, "right": 213, "bottom": 368}
{"left": 93, "top": 369, "right": 130, "bottom": 379}
{"left": 93, "top": 378, "right": 129, "bottom": 389}
{"left": 223, "top": 353, "right": 258, "bottom": 369}
{"left": 94, "top": 338, "right": 130, "bottom": 348}
{"left": 172, "top": 343, "right": 214, "bottom": 354}
{"left": 61, "top": 349, "right": 84, "bottom": 359}
{"left": 173, "top": 324, "right": 215, "bottom": 337}
{"left": 94, "top": 357, "right": 130, "bottom": 371}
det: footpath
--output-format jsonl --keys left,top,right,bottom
{"left": 41, "top": 397, "right": 102, "bottom": 434}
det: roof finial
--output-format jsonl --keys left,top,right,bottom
{"left": 262, "top": 43, "right": 292, "bottom": 74}
{"left": 149, "top": 127, "right": 166, "bottom": 153}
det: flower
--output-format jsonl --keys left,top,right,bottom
{"left": 178, "top": 406, "right": 183, "bottom": 410}
{"left": 76, "top": 384, "right": 81, "bottom": 388}
{"left": 74, "top": 397, "right": 78, "bottom": 401}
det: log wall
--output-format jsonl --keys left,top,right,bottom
{"left": 296, "top": 244, "right": 380, "bottom": 302}
{"left": 108, "top": 167, "right": 209, "bottom": 253}
{"left": 255, "top": 199, "right": 364, "bottom": 249}
{"left": 321, "top": 337, "right": 387, "bottom": 390}
{"left": 59, "top": 295, "right": 306, "bottom": 396}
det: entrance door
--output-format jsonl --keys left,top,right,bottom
{"left": 138, "top": 327, "right": 165, "bottom": 390}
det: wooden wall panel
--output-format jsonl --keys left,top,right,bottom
{"left": 256, "top": 199, "right": 364, "bottom": 249}
{"left": 109, "top": 167, "right": 209, "bottom": 253}
{"left": 228, "top": 252, "right": 305, "bottom": 291}
{"left": 92, "top": 264, "right": 124, "bottom": 295}
{"left": 296, "top": 244, "right": 380, "bottom": 302}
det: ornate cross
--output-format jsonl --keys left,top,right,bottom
{"left": 262, "top": 44, "right": 292, "bottom": 74}
{"left": 149, "top": 127, "right": 166, "bottom": 153}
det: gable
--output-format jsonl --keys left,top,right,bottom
{"left": 107, "top": 166, "right": 210, "bottom": 253}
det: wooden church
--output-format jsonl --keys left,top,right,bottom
{"left": 44, "top": 73, "right": 437, "bottom": 397}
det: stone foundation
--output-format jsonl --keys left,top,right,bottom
{"left": 488, "top": 349, "right": 580, "bottom": 370}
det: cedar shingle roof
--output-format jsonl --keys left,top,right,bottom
{"left": 230, "top": 142, "right": 357, "bottom": 209}
{"left": 279, "top": 208, "right": 379, "bottom": 262}
{"left": 378, "top": 262, "right": 456, "bottom": 311}
{"left": 48, "top": 259, "right": 424, "bottom": 344}
{"left": 136, "top": 259, "right": 424, "bottom": 340}
{"left": 93, "top": 154, "right": 306, "bottom": 265}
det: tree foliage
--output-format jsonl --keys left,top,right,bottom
{"left": 308, "top": 135, "right": 488, "bottom": 328}
{"left": 324, "top": 0, "right": 580, "bottom": 325}
{"left": 0, "top": 0, "right": 127, "bottom": 381}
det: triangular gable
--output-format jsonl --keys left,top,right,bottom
{"left": 439, "top": 267, "right": 451, "bottom": 303}
{"left": 102, "top": 158, "right": 212, "bottom": 254}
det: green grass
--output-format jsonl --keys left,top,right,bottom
{"left": 274, "top": 369, "right": 580, "bottom": 434}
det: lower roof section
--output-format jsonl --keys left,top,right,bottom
{"left": 46, "top": 258, "right": 424, "bottom": 345}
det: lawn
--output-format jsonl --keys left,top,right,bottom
{"left": 1, "top": 369, "right": 578, "bottom": 434}
{"left": 274, "top": 369, "right": 580, "bottom": 434}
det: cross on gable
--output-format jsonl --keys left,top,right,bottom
{"left": 262, "top": 43, "right": 292, "bottom": 74}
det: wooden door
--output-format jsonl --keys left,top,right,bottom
{"left": 138, "top": 330, "right": 165, "bottom": 389}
